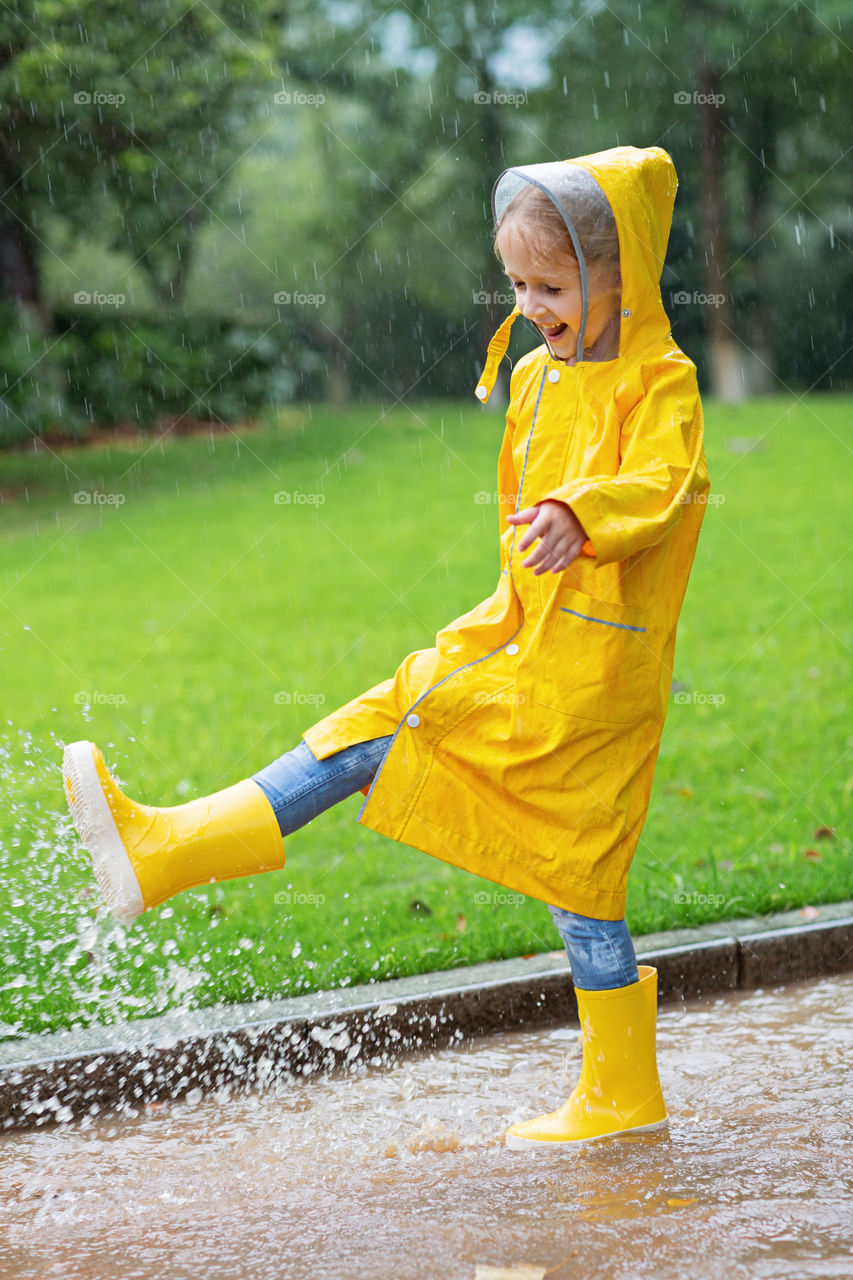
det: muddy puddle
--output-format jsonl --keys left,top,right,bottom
{"left": 1, "top": 972, "right": 851, "bottom": 1279}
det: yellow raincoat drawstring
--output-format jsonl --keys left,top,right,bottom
{"left": 475, "top": 306, "right": 521, "bottom": 404}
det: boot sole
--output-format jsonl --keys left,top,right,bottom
{"left": 63, "top": 740, "right": 145, "bottom": 923}
{"left": 505, "top": 1117, "right": 668, "bottom": 1150}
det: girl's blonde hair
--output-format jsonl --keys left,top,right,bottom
{"left": 493, "top": 173, "right": 620, "bottom": 279}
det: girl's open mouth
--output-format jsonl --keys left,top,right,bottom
{"left": 541, "top": 323, "right": 568, "bottom": 339}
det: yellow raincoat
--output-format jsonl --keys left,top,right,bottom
{"left": 302, "top": 144, "right": 710, "bottom": 919}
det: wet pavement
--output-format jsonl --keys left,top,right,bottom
{"left": 0, "top": 972, "right": 850, "bottom": 1280}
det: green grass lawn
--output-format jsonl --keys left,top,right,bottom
{"left": 0, "top": 394, "right": 851, "bottom": 1039}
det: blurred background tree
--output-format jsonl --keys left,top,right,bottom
{"left": 0, "top": 0, "right": 849, "bottom": 446}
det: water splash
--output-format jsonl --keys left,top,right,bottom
{"left": 0, "top": 728, "right": 240, "bottom": 1042}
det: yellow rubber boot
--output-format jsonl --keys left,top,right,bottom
{"left": 63, "top": 740, "right": 285, "bottom": 922}
{"left": 505, "top": 964, "right": 668, "bottom": 1149}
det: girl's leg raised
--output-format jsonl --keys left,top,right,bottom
{"left": 251, "top": 735, "right": 394, "bottom": 837}
{"left": 63, "top": 734, "right": 394, "bottom": 922}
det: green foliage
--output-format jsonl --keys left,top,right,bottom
{"left": 0, "top": 0, "right": 851, "bottom": 436}
{"left": 0, "top": 0, "right": 280, "bottom": 288}
{"left": 0, "top": 306, "right": 322, "bottom": 447}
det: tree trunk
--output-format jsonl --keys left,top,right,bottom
{"left": 0, "top": 199, "right": 53, "bottom": 335}
{"left": 741, "top": 96, "right": 776, "bottom": 394}
{"left": 0, "top": 176, "right": 70, "bottom": 435}
{"left": 324, "top": 341, "right": 352, "bottom": 406}
{"left": 140, "top": 230, "right": 198, "bottom": 308}
{"left": 698, "top": 64, "right": 745, "bottom": 401}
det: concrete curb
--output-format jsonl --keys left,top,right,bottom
{"left": 2, "top": 899, "right": 853, "bottom": 1132}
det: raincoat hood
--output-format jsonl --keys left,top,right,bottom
{"left": 477, "top": 145, "right": 678, "bottom": 398}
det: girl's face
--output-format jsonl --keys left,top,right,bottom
{"left": 496, "top": 220, "right": 620, "bottom": 362}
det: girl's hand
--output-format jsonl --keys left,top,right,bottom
{"left": 506, "top": 500, "right": 588, "bottom": 575}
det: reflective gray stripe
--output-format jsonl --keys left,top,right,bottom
{"left": 358, "top": 367, "right": 550, "bottom": 821}
{"left": 512, "top": 367, "right": 547, "bottom": 512}
{"left": 559, "top": 606, "right": 646, "bottom": 633}
{"left": 356, "top": 610, "right": 528, "bottom": 821}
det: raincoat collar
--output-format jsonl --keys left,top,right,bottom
{"left": 476, "top": 145, "right": 678, "bottom": 404}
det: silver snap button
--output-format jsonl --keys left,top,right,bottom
{"left": 475, "top": 385, "right": 488, "bottom": 400}
{"left": 547, "top": 368, "right": 560, "bottom": 383}
{"left": 406, "top": 713, "right": 420, "bottom": 728}
{"left": 505, "top": 643, "right": 519, "bottom": 655}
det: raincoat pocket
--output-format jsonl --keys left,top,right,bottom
{"left": 535, "top": 587, "right": 661, "bottom": 725}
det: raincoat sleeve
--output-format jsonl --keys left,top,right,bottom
{"left": 538, "top": 359, "right": 709, "bottom": 567}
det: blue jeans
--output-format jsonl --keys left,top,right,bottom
{"left": 251, "top": 735, "right": 638, "bottom": 991}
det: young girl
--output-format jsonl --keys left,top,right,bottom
{"left": 63, "top": 143, "right": 710, "bottom": 1150}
